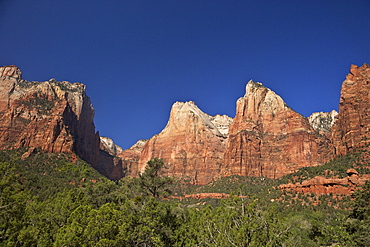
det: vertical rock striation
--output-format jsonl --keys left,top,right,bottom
{"left": 222, "top": 80, "right": 329, "bottom": 179}
{"left": 331, "top": 64, "right": 370, "bottom": 156}
{"left": 138, "top": 101, "right": 232, "bottom": 185}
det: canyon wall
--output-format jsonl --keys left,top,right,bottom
{"left": 0, "top": 65, "right": 100, "bottom": 167}
{"left": 331, "top": 64, "right": 370, "bottom": 156}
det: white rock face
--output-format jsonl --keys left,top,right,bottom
{"left": 245, "top": 80, "right": 286, "bottom": 115}
{"left": 210, "top": 114, "right": 233, "bottom": 137}
{"left": 308, "top": 110, "right": 338, "bottom": 132}
{"left": 100, "top": 136, "right": 123, "bottom": 156}
{"left": 162, "top": 101, "right": 232, "bottom": 138}
{"left": 128, "top": 139, "right": 148, "bottom": 151}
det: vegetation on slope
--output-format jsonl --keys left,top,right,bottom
{"left": 0, "top": 148, "right": 369, "bottom": 246}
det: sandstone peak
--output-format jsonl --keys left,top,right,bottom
{"left": 346, "top": 63, "right": 370, "bottom": 82}
{"left": 137, "top": 100, "right": 232, "bottom": 185}
{"left": 128, "top": 139, "right": 148, "bottom": 151}
{"left": 163, "top": 101, "right": 228, "bottom": 138}
{"left": 100, "top": 136, "right": 123, "bottom": 156}
{"left": 209, "top": 114, "right": 233, "bottom": 137}
{"left": 0, "top": 65, "right": 22, "bottom": 79}
{"left": 241, "top": 80, "right": 287, "bottom": 118}
{"left": 223, "top": 80, "right": 329, "bottom": 179}
{"left": 331, "top": 63, "right": 370, "bottom": 156}
{"left": 117, "top": 139, "right": 149, "bottom": 177}
{"left": 308, "top": 110, "right": 338, "bottom": 133}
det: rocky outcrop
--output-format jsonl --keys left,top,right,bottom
{"left": 137, "top": 101, "right": 232, "bottom": 185}
{"left": 100, "top": 136, "right": 123, "bottom": 156}
{"left": 0, "top": 65, "right": 22, "bottom": 78}
{"left": 222, "top": 80, "right": 330, "bottom": 179}
{"left": 278, "top": 169, "right": 370, "bottom": 194}
{"left": 118, "top": 139, "right": 148, "bottom": 161}
{"left": 117, "top": 139, "right": 148, "bottom": 177}
{"left": 0, "top": 65, "right": 102, "bottom": 172}
{"left": 308, "top": 110, "right": 338, "bottom": 134}
{"left": 331, "top": 64, "right": 370, "bottom": 156}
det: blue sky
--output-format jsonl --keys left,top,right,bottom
{"left": 1, "top": 0, "right": 369, "bottom": 149}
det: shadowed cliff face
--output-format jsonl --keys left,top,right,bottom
{"left": 222, "top": 80, "right": 330, "bottom": 179}
{"left": 0, "top": 65, "right": 100, "bottom": 170}
{"left": 137, "top": 101, "right": 232, "bottom": 185}
{"left": 331, "top": 64, "right": 370, "bottom": 156}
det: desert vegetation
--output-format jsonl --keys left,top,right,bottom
{"left": 0, "top": 148, "right": 369, "bottom": 246}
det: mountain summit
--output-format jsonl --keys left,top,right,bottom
{"left": 1, "top": 64, "right": 369, "bottom": 186}
{"left": 137, "top": 101, "right": 232, "bottom": 185}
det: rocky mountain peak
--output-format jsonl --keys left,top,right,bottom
{"left": 331, "top": 63, "right": 370, "bottom": 156}
{"left": 100, "top": 136, "right": 123, "bottom": 156}
{"left": 223, "top": 81, "right": 329, "bottom": 179}
{"left": 164, "top": 101, "right": 230, "bottom": 139}
{"left": 138, "top": 100, "right": 232, "bottom": 185}
{"left": 308, "top": 110, "right": 338, "bottom": 133}
{"left": 128, "top": 139, "right": 148, "bottom": 151}
{"left": 209, "top": 114, "right": 233, "bottom": 137}
{"left": 245, "top": 80, "right": 285, "bottom": 113}
{"left": 0, "top": 65, "right": 22, "bottom": 79}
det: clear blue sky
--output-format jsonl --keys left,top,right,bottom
{"left": 1, "top": 0, "right": 369, "bottom": 149}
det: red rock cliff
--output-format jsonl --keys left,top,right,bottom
{"left": 118, "top": 139, "right": 148, "bottom": 177}
{"left": 222, "top": 80, "right": 329, "bottom": 179}
{"left": 138, "top": 101, "right": 232, "bottom": 185}
{"left": 0, "top": 65, "right": 100, "bottom": 169}
{"left": 331, "top": 64, "right": 370, "bottom": 156}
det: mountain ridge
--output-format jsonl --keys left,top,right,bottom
{"left": 1, "top": 63, "right": 369, "bottom": 187}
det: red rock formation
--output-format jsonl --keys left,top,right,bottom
{"left": 0, "top": 65, "right": 101, "bottom": 171}
{"left": 222, "top": 80, "right": 329, "bottom": 179}
{"left": 331, "top": 64, "right": 370, "bottom": 156}
{"left": 118, "top": 139, "right": 148, "bottom": 161}
{"left": 138, "top": 101, "right": 232, "bottom": 185}
{"left": 118, "top": 139, "right": 148, "bottom": 177}
{"left": 0, "top": 65, "right": 21, "bottom": 78}
{"left": 278, "top": 169, "right": 370, "bottom": 195}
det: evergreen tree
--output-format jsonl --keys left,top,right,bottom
{"left": 137, "top": 158, "right": 173, "bottom": 198}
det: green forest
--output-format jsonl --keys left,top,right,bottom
{"left": 0, "top": 148, "right": 369, "bottom": 246}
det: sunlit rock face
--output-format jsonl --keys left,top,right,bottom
{"left": 308, "top": 110, "right": 338, "bottom": 134}
{"left": 331, "top": 64, "right": 370, "bottom": 156}
{"left": 100, "top": 136, "right": 123, "bottom": 156}
{"left": 222, "top": 80, "right": 329, "bottom": 179}
{"left": 119, "top": 139, "right": 148, "bottom": 161}
{"left": 0, "top": 65, "right": 22, "bottom": 78}
{"left": 278, "top": 169, "right": 370, "bottom": 195}
{"left": 0, "top": 65, "right": 102, "bottom": 171}
{"left": 138, "top": 101, "right": 232, "bottom": 185}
